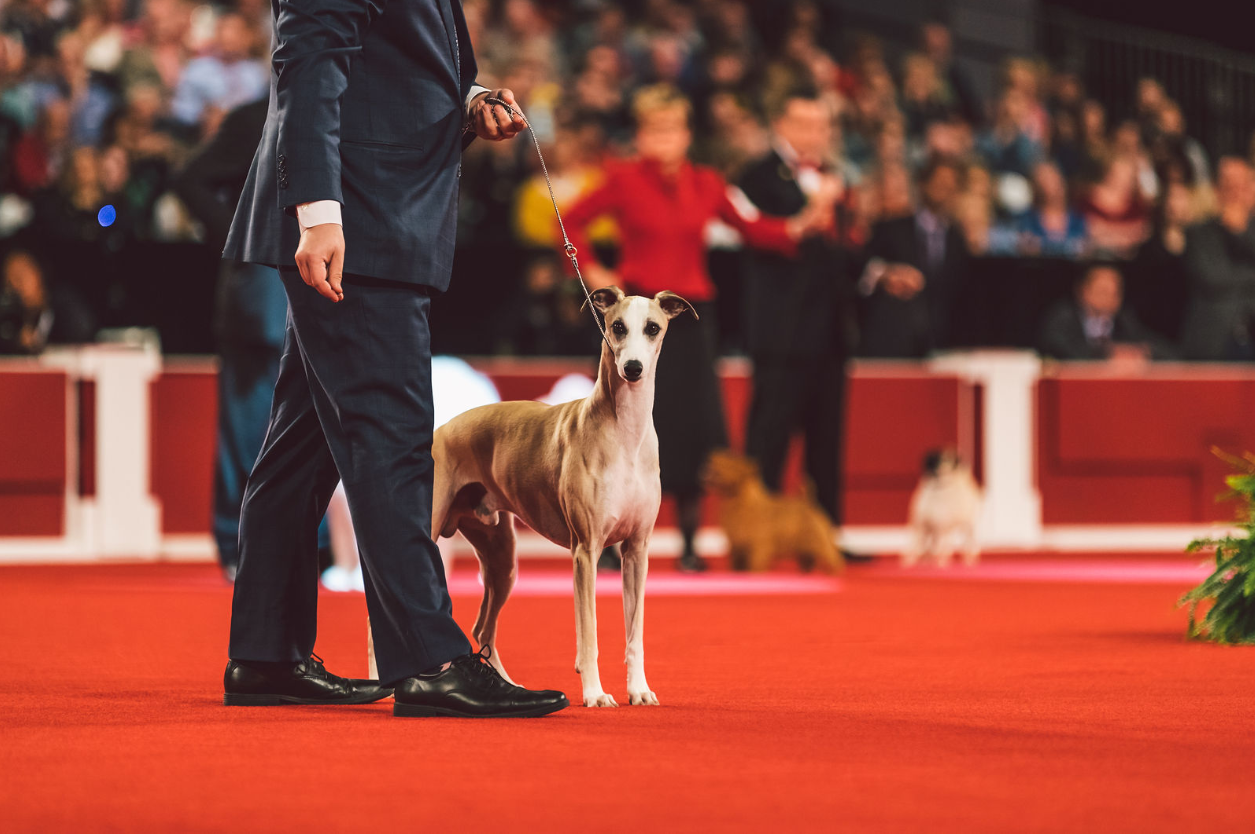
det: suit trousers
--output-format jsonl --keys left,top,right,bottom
{"left": 228, "top": 269, "right": 471, "bottom": 685}
{"left": 745, "top": 353, "right": 848, "bottom": 525}
{"left": 212, "top": 262, "right": 329, "bottom": 570}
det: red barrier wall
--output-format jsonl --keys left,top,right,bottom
{"left": 1036, "top": 369, "right": 1255, "bottom": 524}
{"left": 0, "top": 370, "right": 67, "bottom": 536}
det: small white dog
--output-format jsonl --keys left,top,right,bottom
{"left": 902, "top": 448, "right": 982, "bottom": 568}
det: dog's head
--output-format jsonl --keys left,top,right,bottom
{"left": 701, "top": 449, "right": 762, "bottom": 495}
{"left": 922, "top": 447, "right": 967, "bottom": 480}
{"left": 584, "top": 287, "right": 697, "bottom": 384}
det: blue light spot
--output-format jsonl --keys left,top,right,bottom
{"left": 98, "top": 204, "right": 116, "bottom": 227}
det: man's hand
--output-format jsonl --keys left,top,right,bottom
{"left": 470, "top": 88, "right": 527, "bottom": 141}
{"left": 584, "top": 263, "right": 618, "bottom": 291}
{"left": 883, "top": 264, "right": 925, "bottom": 300}
{"left": 785, "top": 173, "right": 843, "bottom": 239}
{"left": 295, "top": 224, "right": 345, "bottom": 302}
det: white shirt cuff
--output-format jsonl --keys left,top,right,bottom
{"left": 859, "top": 258, "right": 887, "bottom": 296}
{"left": 296, "top": 201, "right": 341, "bottom": 232}
{"left": 465, "top": 84, "right": 491, "bottom": 115}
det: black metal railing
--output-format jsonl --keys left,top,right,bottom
{"left": 1040, "top": 8, "right": 1255, "bottom": 160}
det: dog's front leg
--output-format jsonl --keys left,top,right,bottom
{"left": 621, "top": 534, "right": 658, "bottom": 705}
{"left": 573, "top": 543, "right": 616, "bottom": 707}
{"left": 367, "top": 616, "right": 378, "bottom": 681}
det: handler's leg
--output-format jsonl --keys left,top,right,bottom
{"left": 802, "top": 354, "right": 848, "bottom": 524}
{"left": 746, "top": 356, "right": 806, "bottom": 492}
{"left": 228, "top": 312, "right": 342, "bottom": 663}
{"left": 281, "top": 270, "right": 470, "bottom": 686}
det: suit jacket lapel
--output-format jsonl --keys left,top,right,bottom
{"left": 435, "top": 0, "right": 462, "bottom": 94}
{"left": 450, "top": 0, "right": 477, "bottom": 98}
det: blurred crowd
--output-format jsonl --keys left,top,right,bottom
{"left": 2, "top": 0, "right": 1255, "bottom": 362}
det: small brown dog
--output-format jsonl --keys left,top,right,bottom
{"left": 702, "top": 449, "right": 844, "bottom": 573}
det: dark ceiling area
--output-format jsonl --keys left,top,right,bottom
{"left": 1041, "top": 0, "right": 1252, "bottom": 55}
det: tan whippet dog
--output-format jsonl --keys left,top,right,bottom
{"left": 367, "top": 286, "right": 694, "bottom": 706}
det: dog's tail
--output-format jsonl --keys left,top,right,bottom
{"left": 800, "top": 477, "right": 818, "bottom": 504}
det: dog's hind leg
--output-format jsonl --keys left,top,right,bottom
{"left": 621, "top": 533, "right": 658, "bottom": 706}
{"left": 572, "top": 540, "right": 616, "bottom": 707}
{"left": 459, "top": 513, "right": 519, "bottom": 685}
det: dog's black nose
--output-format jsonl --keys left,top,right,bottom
{"left": 623, "top": 360, "right": 643, "bottom": 381}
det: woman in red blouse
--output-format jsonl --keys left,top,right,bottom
{"left": 564, "top": 85, "right": 834, "bottom": 571}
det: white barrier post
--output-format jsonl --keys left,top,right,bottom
{"left": 929, "top": 350, "right": 1043, "bottom": 549}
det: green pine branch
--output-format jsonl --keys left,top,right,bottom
{"left": 1179, "top": 449, "right": 1255, "bottom": 645}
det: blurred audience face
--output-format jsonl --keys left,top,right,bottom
{"left": 1163, "top": 181, "right": 1194, "bottom": 228}
{"left": 965, "top": 164, "right": 992, "bottom": 201}
{"left": 1216, "top": 157, "right": 1255, "bottom": 212}
{"left": 920, "top": 23, "right": 952, "bottom": 64}
{"left": 707, "top": 49, "right": 747, "bottom": 88}
{"left": 995, "top": 89, "right": 1029, "bottom": 132}
{"left": 1079, "top": 266, "right": 1122, "bottom": 317}
{"left": 636, "top": 105, "right": 691, "bottom": 168}
{"left": 901, "top": 54, "right": 938, "bottom": 103}
{"left": 925, "top": 120, "right": 972, "bottom": 159}
{"left": 878, "top": 164, "right": 914, "bottom": 218}
{"left": 920, "top": 161, "right": 960, "bottom": 214}
{"left": 1136, "top": 78, "right": 1166, "bottom": 116}
{"left": 99, "top": 145, "right": 130, "bottom": 194}
{"left": 1032, "top": 161, "right": 1067, "bottom": 208}
{"left": 1081, "top": 100, "right": 1106, "bottom": 142}
{"left": 1112, "top": 121, "right": 1144, "bottom": 158}
{"left": 39, "top": 98, "right": 71, "bottom": 146}
{"left": 1099, "top": 157, "right": 1137, "bottom": 201}
{"left": 1158, "top": 101, "right": 1185, "bottom": 137}
{"left": 875, "top": 118, "right": 906, "bottom": 165}
{"left": 773, "top": 97, "right": 831, "bottom": 164}
{"left": 1005, "top": 59, "right": 1040, "bottom": 100}
{"left": 3, "top": 252, "right": 46, "bottom": 308}
{"left": 1051, "top": 71, "right": 1083, "bottom": 107}
{"left": 216, "top": 13, "right": 253, "bottom": 61}
{"left": 584, "top": 44, "right": 620, "bottom": 80}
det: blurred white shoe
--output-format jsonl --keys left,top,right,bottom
{"left": 321, "top": 565, "right": 356, "bottom": 592}
{"left": 349, "top": 564, "right": 365, "bottom": 592}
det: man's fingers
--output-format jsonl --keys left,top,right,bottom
{"left": 328, "top": 246, "right": 345, "bottom": 300}
{"left": 307, "top": 254, "right": 338, "bottom": 301}
{"left": 493, "top": 104, "right": 514, "bottom": 133}
{"left": 479, "top": 106, "right": 500, "bottom": 139}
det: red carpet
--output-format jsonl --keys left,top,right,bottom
{"left": 2, "top": 559, "right": 1254, "bottom": 832}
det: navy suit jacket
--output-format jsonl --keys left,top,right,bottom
{"left": 223, "top": 0, "right": 477, "bottom": 290}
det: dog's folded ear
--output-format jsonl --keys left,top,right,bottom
{"left": 655, "top": 291, "right": 699, "bottom": 320}
{"left": 581, "top": 286, "right": 625, "bottom": 313}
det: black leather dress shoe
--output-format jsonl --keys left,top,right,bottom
{"left": 223, "top": 654, "right": 392, "bottom": 706}
{"left": 394, "top": 648, "right": 569, "bottom": 718}
{"left": 676, "top": 551, "right": 708, "bottom": 573}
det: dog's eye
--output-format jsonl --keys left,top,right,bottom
{"left": 612, "top": 320, "right": 627, "bottom": 336}
{"left": 645, "top": 322, "right": 661, "bottom": 337}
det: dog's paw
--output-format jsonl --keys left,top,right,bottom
{"left": 583, "top": 693, "right": 619, "bottom": 707}
{"left": 629, "top": 690, "right": 659, "bottom": 706}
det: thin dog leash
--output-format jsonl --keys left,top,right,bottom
{"left": 480, "top": 97, "right": 611, "bottom": 348}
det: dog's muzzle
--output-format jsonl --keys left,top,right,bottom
{"left": 623, "top": 360, "right": 643, "bottom": 382}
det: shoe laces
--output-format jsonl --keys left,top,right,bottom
{"left": 303, "top": 653, "right": 329, "bottom": 678}
{"left": 455, "top": 645, "right": 511, "bottom": 690}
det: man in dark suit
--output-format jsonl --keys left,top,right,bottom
{"left": 858, "top": 157, "right": 970, "bottom": 358}
{"left": 1038, "top": 263, "right": 1173, "bottom": 361}
{"left": 737, "top": 89, "right": 858, "bottom": 528}
{"left": 220, "top": 0, "right": 567, "bottom": 718}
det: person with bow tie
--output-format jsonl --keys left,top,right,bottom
{"left": 736, "top": 87, "right": 863, "bottom": 538}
